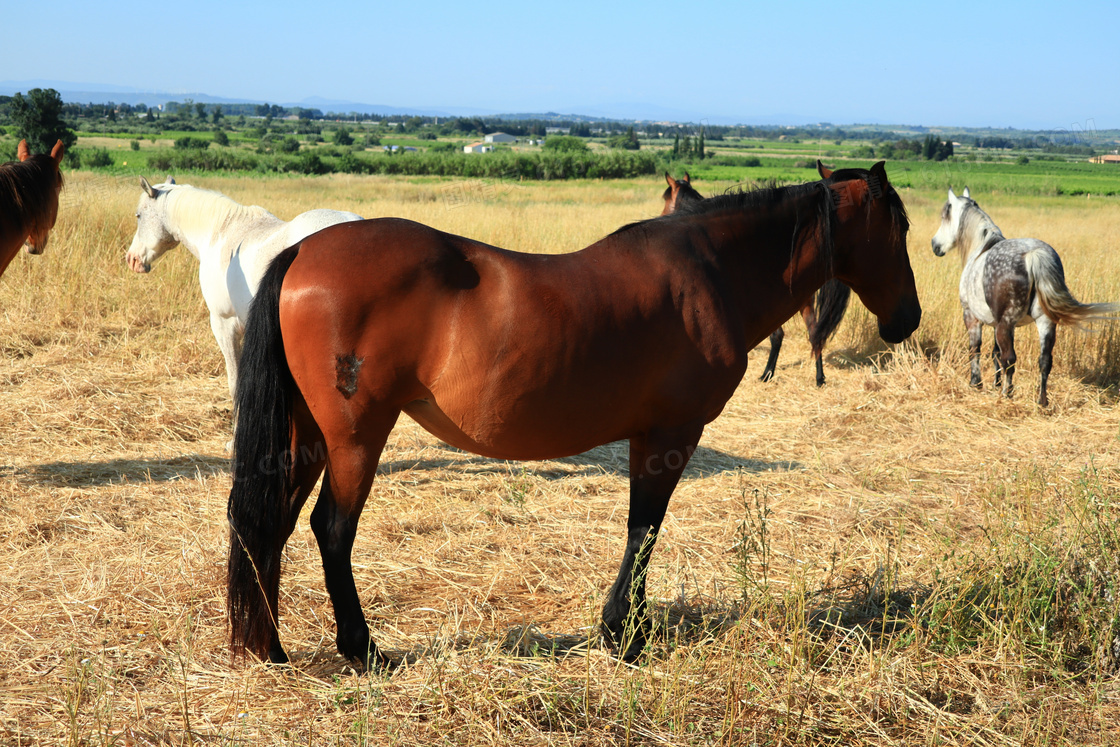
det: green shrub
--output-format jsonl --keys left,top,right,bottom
{"left": 83, "top": 148, "right": 113, "bottom": 167}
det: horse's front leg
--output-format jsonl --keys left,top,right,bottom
{"left": 602, "top": 424, "right": 703, "bottom": 661}
{"left": 209, "top": 312, "right": 244, "bottom": 399}
{"left": 963, "top": 309, "right": 984, "bottom": 389}
{"left": 993, "top": 322, "right": 1017, "bottom": 399}
{"left": 1036, "top": 315, "right": 1056, "bottom": 407}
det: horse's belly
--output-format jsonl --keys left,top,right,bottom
{"left": 403, "top": 397, "right": 621, "bottom": 461}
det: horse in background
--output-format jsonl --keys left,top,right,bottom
{"left": 0, "top": 139, "right": 65, "bottom": 278}
{"left": 125, "top": 177, "right": 363, "bottom": 411}
{"left": 932, "top": 187, "right": 1118, "bottom": 406}
{"left": 660, "top": 171, "right": 702, "bottom": 215}
{"left": 659, "top": 164, "right": 852, "bottom": 386}
{"left": 227, "top": 163, "right": 919, "bottom": 669}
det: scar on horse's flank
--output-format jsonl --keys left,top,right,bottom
{"left": 335, "top": 353, "right": 364, "bottom": 398}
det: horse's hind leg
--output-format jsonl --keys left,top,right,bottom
{"left": 264, "top": 400, "right": 329, "bottom": 664}
{"left": 1036, "top": 315, "right": 1056, "bottom": 407}
{"left": 800, "top": 302, "right": 825, "bottom": 387}
{"left": 760, "top": 328, "right": 783, "bottom": 382}
{"left": 602, "top": 424, "right": 703, "bottom": 661}
{"left": 994, "top": 322, "right": 1017, "bottom": 399}
{"left": 310, "top": 408, "right": 399, "bottom": 669}
{"left": 991, "top": 340, "right": 1002, "bottom": 389}
{"left": 964, "top": 309, "right": 984, "bottom": 389}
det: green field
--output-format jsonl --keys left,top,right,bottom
{"left": 8, "top": 121, "right": 1120, "bottom": 196}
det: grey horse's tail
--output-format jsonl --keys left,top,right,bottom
{"left": 1025, "top": 247, "right": 1120, "bottom": 326}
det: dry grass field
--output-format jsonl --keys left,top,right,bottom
{"left": 1, "top": 171, "right": 1118, "bottom": 746}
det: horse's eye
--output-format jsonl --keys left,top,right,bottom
{"left": 136, "top": 214, "right": 140, "bottom": 219}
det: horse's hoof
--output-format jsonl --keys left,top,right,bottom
{"left": 759, "top": 370, "right": 774, "bottom": 383}
{"left": 600, "top": 621, "right": 647, "bottom": 663}
{"left": 267, "top": 646, "right": 290, "bottom": 665}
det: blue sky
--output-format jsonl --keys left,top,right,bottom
{"left": 6, "top": 0, "right": 1118, "bottom": 129}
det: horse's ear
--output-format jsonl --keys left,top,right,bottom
{"left": 141, "top": 177, "right": 157, "bottom": 198}
{"left": 665, "top": 172, "right": 674, "bottom": 188}
{"left": 870, "top": 160, "right": 889, "bottom": 183}
{"left": 167, "top": 176, "right": 176, "bottom": 185}
{"left": 682, "top": 172, "right": 690, "bottom": 183}
{"left": 816, "top": 160, "right": 833, "bottom": 178}
{"left": 50, "top": 140, "right": 65, "bottom": 163}
{"left": 948, "top": 188, "right": 957, "bottom": 200}
{"left": 17, "top": 140, "right": 30, "bottom": 161}
{"left": 962, "top": 187, "right": 970, "bottom": 199}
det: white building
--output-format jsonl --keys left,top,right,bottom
{"left": 484, "top": 132, "right": 516, "bottom": 143}
{"left": 464, "top": 142, "right": 493, "bottom": 154}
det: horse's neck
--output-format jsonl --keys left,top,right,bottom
{"left": 698, "top": 207, "right": 831, "bottom": 332}
{"left": 165, "top": 187, "right": 280, "bottom": 262}
{"left": 961, "top": 209, "right": 1005, "bottom": 266}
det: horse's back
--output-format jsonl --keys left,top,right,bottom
{"left": 288, "top": 209, "right": 363, "bottom": 241}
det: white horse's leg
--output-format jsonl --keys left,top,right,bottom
{"left": 210, "top": 312, "right": 245, "bottom": 449}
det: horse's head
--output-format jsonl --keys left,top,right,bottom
{"left": 931, "top": 187, "right": 974, "bottom": 257}
{"left": 825, "top": 162, "right": 921, "bottom": 344}
{"left": 661, "top": 172, "right": 703, "bottom": 215}
{"left": 20, "top": 139, "right": 65, "bottom": 255}
{"left": 126, "top": 176, "right": 179, "bottom": 273}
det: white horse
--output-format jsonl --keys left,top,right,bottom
{"left": 931, "top": 187, "right": 1117, "bottom": 406}
{"left": 126, "top": 177, "right": 363, "bottom": 411}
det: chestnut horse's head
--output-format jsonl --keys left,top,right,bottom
{"left": 824, "top": 161, "right": 921, "bottom": 344}
{"left": 660, "top": 172, "right": 702, "bottom": 215}
{"left": 19, "top": 139, "right": 66, "bottom": 255}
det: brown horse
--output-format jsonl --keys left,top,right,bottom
{"left": 0, "top": 140, "right": 65, "bottom": 277}
{"left": 228, "top": 163, "right": 920, "bottom": 668}
{"left": 659, "top": 163, "right": 853, "bottom": 386}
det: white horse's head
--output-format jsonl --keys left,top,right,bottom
{"left": 930, "top": 187, "right": 973, "bottom": 257}
{"left": 126, "top": 176, "right": 180, "bottom": 273}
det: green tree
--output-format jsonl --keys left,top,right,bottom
{"left": 333, "top": 127, "right": 354, "bottom": 146}
{"left": 8, "top": 88, "right": 77, "bottom": 154}
{"left": 211, "top": 105, "right": 223, "bottom": 125}
{"left": 195, "top": 102, "right": 207, "bottom": 120}
{"left": 543, "top": 136, "right": 588, "bottom": 152}
{"left": 607, "top": 126, "right": 640, "bottom": 150}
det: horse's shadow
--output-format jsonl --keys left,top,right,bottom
{"left": 287, "top": 596, "right": 747, "bottom": 676}
{"left": 7, "top": 441, "right": 801, "bottom": 489}
{"left": 5, "top": 454, "right": 229, "bottom": 488}
{"left": 380, "top": 441, "right": 801, "bottom": 482}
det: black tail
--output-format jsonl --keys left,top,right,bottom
{"left": 227, "top": 244, "right": 302, "bottom": 660}
{"left": 809, "top": 278, "right": 852, "bottom": 351}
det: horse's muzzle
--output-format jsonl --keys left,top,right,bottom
{"left": 126, "top": 253, "right": 152, "bottom": 273}
{"left": 878, "top": 296, "right": 922, "bottom": 344}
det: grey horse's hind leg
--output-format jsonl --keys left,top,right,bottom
{"left": 994, "top": 322, "right": 1017, "bottom": 399}
{"left": 1036, "top": 315, "right": 1056, "bottom": 407}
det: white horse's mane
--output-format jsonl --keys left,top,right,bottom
{"left": 160, "top": 183, "right": 278, "bottom": 239}
{"left": 956, "top": 200, "right": 1005, "bottom": 265}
